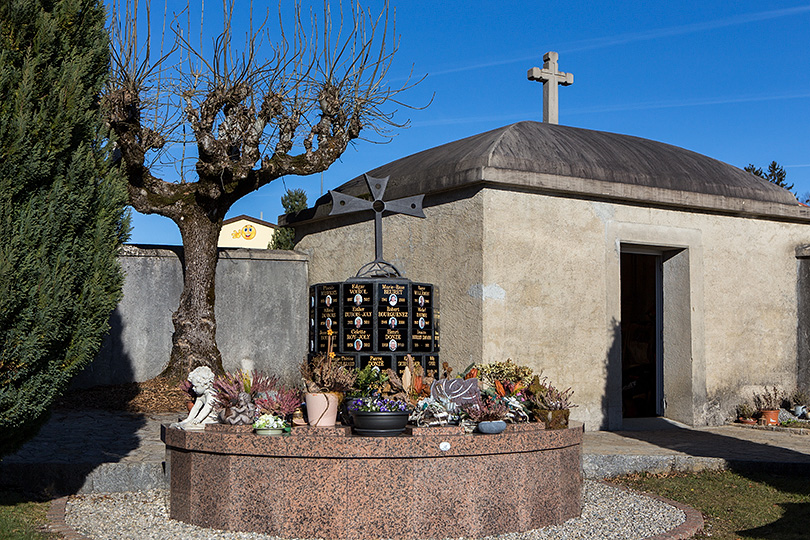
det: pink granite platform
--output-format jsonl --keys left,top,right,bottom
{"left": 162, "top": 422, "right": 583, "bottom": 539}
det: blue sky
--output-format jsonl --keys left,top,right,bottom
{"left": 126, "top": 1, "right": 810, "bottom": 245}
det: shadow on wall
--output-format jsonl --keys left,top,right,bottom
{"left": 70, "top": 308, "right": 134, "bottom": 389}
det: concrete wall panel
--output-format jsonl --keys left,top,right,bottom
{"left": 72, "top": 246, "right": 308, "bottom": 388}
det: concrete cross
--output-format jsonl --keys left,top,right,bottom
{"left": 329, "top": 174, "right": 425, "bottom": 277}
{"left": 527, "top": 51, "right": 573, "bottom": 125}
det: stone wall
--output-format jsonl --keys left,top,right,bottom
{"left": 72, "top": 245, "right": 308, "bottom": 388}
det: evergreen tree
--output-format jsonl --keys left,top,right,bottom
{"left": 271, "top": 189, "right": 308, "bottom": 250}
{"left": 745, "top": 161, "right": 794, "bottom": 193}
{"left": 0, "top": 0, "right": 129, "bottom": 456}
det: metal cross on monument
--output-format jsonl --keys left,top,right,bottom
{"left": 527, "top": 51, "right": 573, "bottom": 125}
{"left": 329, "top": 174, "right": 425, "bottom": 278}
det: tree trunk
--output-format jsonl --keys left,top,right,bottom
{"left": 160, "top": 207, "right": 224, "bottom": 382}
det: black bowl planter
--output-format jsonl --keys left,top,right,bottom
{"left": 351, "top": 411, "right": 409, "bottom": 436}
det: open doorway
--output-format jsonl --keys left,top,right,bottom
{"left": 620, "top": 251, "right": 663, "bottom": 418}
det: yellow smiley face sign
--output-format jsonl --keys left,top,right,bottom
{"left": 240, "top": 224, "right": 256, "bottom": 240}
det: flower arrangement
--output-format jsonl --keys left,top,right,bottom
{"left": 461, "top": 397, "right": 508, "bottom": 422}
{"left": 213, "top": 369, "right": 278, "bottom": 409}
{"left": 352, "top": 365, "right": 390, "bottom": 397}
{"left": 300, "top": 330, "right": 356, "bottom": 393}
{"left": 348, "top": 396, "right": 408, "bottom": 413}
{"left": 253, "top": 413, "right": 287, "bottom": 430}
{"left": 254, "top": 385, "right": 302, "bottom": 417}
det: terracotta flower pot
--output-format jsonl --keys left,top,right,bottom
{"left": 534, "top": 409, "right": 570, "bottom": 430}
{"left": 305, "top": 392, "right": 341, "bottom": 427}
{"left": 759, "top": 409, "right": 779, "bottom": 426}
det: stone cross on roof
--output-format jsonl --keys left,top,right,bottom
{"left": 329, "top": 174, "right": 425, "bottom": 277}
{"left": 527, "top": 51, "right": 573, "bottom": 125}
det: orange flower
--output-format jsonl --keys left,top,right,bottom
{"left": 327, "top": 329, "right": 333, "bottom": 336}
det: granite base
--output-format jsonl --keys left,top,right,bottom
{"left": 161, "top": 422, "right": 583, "bottom": 539}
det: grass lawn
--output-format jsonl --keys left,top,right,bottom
{"left": 614, "top": 469, "right": 810, "bottom": 540}
{"left": 0, "top": 491, "right": 58, "bottom": 540}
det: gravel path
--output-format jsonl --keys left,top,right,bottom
{"left": 65, "top": 480, "right": 686, "bottom": 540}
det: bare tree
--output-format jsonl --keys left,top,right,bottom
{"left": 105, "top": 0, "right": 421, "bottom": 381}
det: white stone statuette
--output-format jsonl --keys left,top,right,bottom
{"left": 170, "top": 366, "right": 219, "bottom": 431}
{"left": 527, "top": 51, "right": 573, "bottom": 125}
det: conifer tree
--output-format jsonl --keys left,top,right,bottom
{"left": 271, "top": 189, "right": 309, "bottom": 250}
{"left": 745, "top": 161, "right": 794, "bottom": 193}
{"left": 0, "top": 0, "right": 129, "bottom": 456}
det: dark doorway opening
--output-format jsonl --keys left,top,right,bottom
{"left": 621, "top": 251, "right": 663, "bottom": 418}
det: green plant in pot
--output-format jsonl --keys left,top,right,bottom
{"left": 462, "top": 396, "right": 509, "bottom": 434}
{"left": 300, "top": 330, "right": 356, "bottom": 427}
{"left": 346, "top": 396, "right": 410, "bottom": 436}
{"left": 753, "top": 386, "right": 783, "bottom": 426}
{"left": 530, "top": 383, "right": 576, "bottom": 429}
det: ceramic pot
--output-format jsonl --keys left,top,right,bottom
{"left": 759, "top": 409, "right": 779, "bottom": 426}
{"left": 351, "top": 411, "right": 409, "bottom": 436}
{"left": 534, "top": 409, "right": 570, "bottom": 430}
{"left": 305, "top": 392, "right": 341, "bottom": 427}
{"left": 477, "top": 420, "right": 507, "bottom": 434}
{"left": 255, "top": 428, "right": 284, "bottom": 436}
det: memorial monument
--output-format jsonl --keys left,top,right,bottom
{"left": 309, "top": 174, "right": 440, "bottom": 376}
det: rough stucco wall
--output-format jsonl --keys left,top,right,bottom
{"left": 483, "top": 188, "right": 810, "bottom": 429}
{"left": 71, "top": 246, "right": 308, "bottom": 388}
{"left": 294, "top": 189, "right": 485, "bottom": 369}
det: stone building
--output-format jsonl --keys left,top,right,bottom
{"left": 285, "top": 120, "right": 810, "bottom": 430}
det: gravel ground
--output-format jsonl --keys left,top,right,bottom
{"left": 65, "top": 480, "right": 685, "bottom": 540}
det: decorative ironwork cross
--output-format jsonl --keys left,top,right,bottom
{"left": 527, "top": 51, "right": 573, "bottom": 125}
{"left": 329, "top": 174, "right": 425, "bottom": 277}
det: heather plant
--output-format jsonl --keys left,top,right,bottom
{"left": 212, "top": 369, "right": 281, "bottom": 409}
{"left": 255, "top": 385, "right": 302, "bottom": 417}
{"left": 462, "top": 397, "right": 508, "bottom": 422}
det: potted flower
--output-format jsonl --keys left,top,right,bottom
{"left": 347, "top": 396, "right": 409, "bottom": 436}
{"left": 254, "top": 383, "right": 302, "bottom": 425}
{"left": 530, "top": 383, "right": 576, "bottom": 429}
{"left": 212, "top": 369, "right": 277, "bottom": 426}
{"left": 462, "top": 397, "right": 509, "bottom": 434}
{"left": 253, "top": 413, "right": 287, "bottom": 435}
{"left": 735, "top": 401, "right": 756, "bottom": 425}
{"left": 753, "top": 386, "right": 783, "bottom": 426}
{"left": 300, "top": 329, "right": 356, "bottom": 427}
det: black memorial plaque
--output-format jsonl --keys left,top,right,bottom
{"left": 411, "top": 284, "right": 434, "bottom": 352}
{"left": 310, "top": 278, "right": 439, "bottom": 369}
{"left": 342, "top": 283, "right": 373, "bottom": 330}
{"left": 424, "top": 354, "right": 440, "bottom": 376}
{"left": 361, "top": 354, "right": 391, "bottom": 370}
{"left": 333, "top": 354, "right": 357, "bottom": 370}
{"left": 312, "top": 283, "right": 339, "bottom": 352}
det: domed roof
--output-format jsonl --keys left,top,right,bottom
{"left": 327, "top": 121, "right": 798, "bottom": 209}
